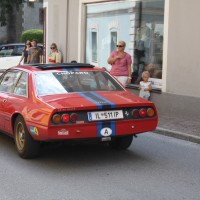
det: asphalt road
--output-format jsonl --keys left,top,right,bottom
{"left": 0, "top": 132, "right": 200, "bottom": 200}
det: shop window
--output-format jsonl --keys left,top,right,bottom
{"left": 85, "top": 0, "right": 164, "bottom": 89}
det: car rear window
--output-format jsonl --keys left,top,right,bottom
{"left": 34, "top": 71, "right": 124, "bottom": 96}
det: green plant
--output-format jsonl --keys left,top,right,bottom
{"left": 21, "top": 29, "right": 43, "bottom": 43}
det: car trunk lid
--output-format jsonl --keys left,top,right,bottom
{"left": 39, "top": 91, "right": 153, "bottom": 111}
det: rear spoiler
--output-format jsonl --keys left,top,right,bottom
{"left": 25, "top": 62, "right": 95, "bottom": 70}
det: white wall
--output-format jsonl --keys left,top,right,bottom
{"left": 163, "top": 0, "right": 200, "bottom": 97}
{"left": 44, "top": 0, "right": 80, "bottom": 63}
{"left": 44, "top": 0, "right": 67, "bottom": 62}
{"left": 67, "top": 0, "right": 80, "bottom": 62}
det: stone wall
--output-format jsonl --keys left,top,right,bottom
{"left": 23, "top": 2, "right": 43, "bottom": 31}
{"left": 0, "top": 1, "right": 43, "bottom": 43}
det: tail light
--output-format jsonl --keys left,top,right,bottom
{"left": 70, "top": 113, "right": 78, "bottom": 122}
{"left": 139, "top": 108, "right": 147, "bottom": 117}
{"left": 52, "top": 113, "right": 78, "bottom": 124}
{"left": 131, "top": 107, "right": 155, "bottom": 119}
{"left": 61, "top": 114, "right": 70, "bottom": 123}
{"left": 132, "top": 109, "right": 139, "bottom": 118}
{"left": 147, "top": 108, "right": 155, "bottom": 117}
{"left": 52, "top": 114, "right": 61, "bottom": 124}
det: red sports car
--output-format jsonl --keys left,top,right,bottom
{"left": 0, "top": 63, "right": 158, "bottom": 158}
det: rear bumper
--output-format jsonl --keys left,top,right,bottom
{"left": 27, "top": 118, "right": 158, "bottom": 141}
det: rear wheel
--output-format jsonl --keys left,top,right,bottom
{"left": 109, "top": 135, "right": 133, "bottom": 150}
{"left": 14, "top": 115, "right": 40, "bottom": 158}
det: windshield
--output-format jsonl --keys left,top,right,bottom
{"left": 34, "top": 70, "right": 124, "bottom": 96}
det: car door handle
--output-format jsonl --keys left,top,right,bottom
{"left": 2, "top": 99, "right": 7, "bottom": 103}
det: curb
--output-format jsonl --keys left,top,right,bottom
{"left": 153, "top": 127, "right": 200, "bottom": 144}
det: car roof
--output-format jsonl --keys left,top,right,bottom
{"left": 9, "top": 63, "right": 105, "bottom": 73}
{"left": 29, "top": 63, "right": 95, "bottom": 69}
{"left": 0, "top": 43, "right": 43, "bottom": 47}
{"left": 0, "top": 43, "right": 24, "bottom": 47}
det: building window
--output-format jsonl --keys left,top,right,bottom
{"left": 86, "top": 22, "right": 98, "bottom": 64}
{"left": 39, "top": 8, "right": 44, "bottom": 25}
{"left": 27, "top": 1, "right": 35, "bottom": 7}
{"left": 91, "top": 31, "right": 97, "bottom": 62}
{"left": 85, "top": 0, "right": 164, "bottom": 89}
{"left": 110, "top": 31, "right": 117, "bottom": 53}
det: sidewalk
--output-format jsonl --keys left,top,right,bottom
{"left": 153, "top": 114, "right": 200, "bottom": 144}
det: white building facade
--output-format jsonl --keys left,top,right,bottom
{"left": 43, "top": 0, "right": 200, "bottom": 120}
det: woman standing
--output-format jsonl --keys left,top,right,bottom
{"left": 18, "top": 40, "right": 32, "bottom": 65}
{"left": 48, "top": 43, "right": 62, "bottom": 63}
{"left": 107, "top": 40, "right": 132, "bottom": 86}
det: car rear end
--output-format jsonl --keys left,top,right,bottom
{"left": 28, "top": 91, "right": 158, "bottom": 142}
{"left": 27, "top": 64, "right": 158, "bottom": 142}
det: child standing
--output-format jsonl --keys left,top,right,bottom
{"left": 139, "top": 71, "right": 152, "bottom": 100}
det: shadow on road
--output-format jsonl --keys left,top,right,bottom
{"left": 0, "top": 132, "right": 151, "bottom": 171}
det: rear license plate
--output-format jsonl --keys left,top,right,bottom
{"left": 88, "top": 110, "right": 123, "bottom": 121}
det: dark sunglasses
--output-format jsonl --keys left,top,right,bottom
{"left": 116, "top": 45, "right": 124, "bottom": 47}
{"left": 51, "top": 47, "right": 56, "bottom": 49}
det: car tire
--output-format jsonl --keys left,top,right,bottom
{"left": 14, "top": 115, "right": 40, "bottom": 159}
{"left": 109, "top": 135, "right": 133, "bottom": 150}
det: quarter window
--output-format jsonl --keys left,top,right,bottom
{"left": 0, "top": 71, "right": 22, "bottom": 93}
{"left": 13, "top": 72, "right": 28, "bottom": 97}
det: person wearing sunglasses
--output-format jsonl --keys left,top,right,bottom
{"left": 107, "top": 40, "right": 132, "bottom": 86}
{"left": 48, "top": 43, "right": 62, "bottom": 63}
{"left": 18, "top": 40, "right": 32, "bottom": 65}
